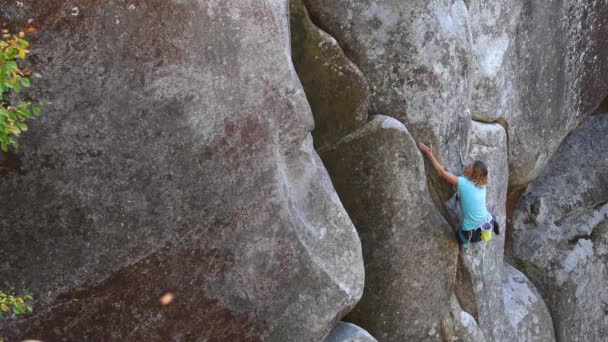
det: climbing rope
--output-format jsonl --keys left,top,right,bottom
{"left": 480, "top": 244, "right": 487, "bottom": 277}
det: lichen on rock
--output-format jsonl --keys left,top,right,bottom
{"left": 513, "top": 114, "right": 608, "bottom": 342}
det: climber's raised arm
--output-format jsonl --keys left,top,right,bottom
{"left": 418, "top": 142, "right": 458, "bottom": 186}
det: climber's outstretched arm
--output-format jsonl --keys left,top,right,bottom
{"left": 418, "top": 143, "right": 459, "bottom": 186}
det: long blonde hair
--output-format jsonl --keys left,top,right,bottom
{"left": 469, "top": 160, "right": 488, "bottom": 187}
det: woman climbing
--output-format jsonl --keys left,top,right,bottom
{"left": 418, "top": 143, "right": 498, "bottom": 250}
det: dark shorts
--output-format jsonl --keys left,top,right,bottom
{"left": 457, "top": 227, "right": 482, "bottom": 245}
{"left": 457, "top": 216, "right": 499, "bottom": 245}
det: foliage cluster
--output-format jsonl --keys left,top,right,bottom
{"left": 0, "top": 28, "right": 40, "bottom": 152}
{"left": 0, "top": 290, "right": 32, "bottom": 316}
{"left": 0, "top": 28, "right": 39, "bottom": 341}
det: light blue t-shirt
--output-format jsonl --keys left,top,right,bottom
{"left": 458, "top": 176, "right": 492, "bottom": 231}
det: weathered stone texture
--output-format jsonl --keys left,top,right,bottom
{"left": 290, "top": 0, "right": 369, "bottom": 151}
{"left": 304, "top": 0, "right": 472, "bottom": 207}
{"left": 456, "top": 121, "right": 514, "bottom": 341}
{"left": 303, "top": 0, "right": 608, "bottom": 190}
{"left": 507, "top": 0, "right": 608, "bottom": 187}
{"left": 325, "top": 322, "right": 377, "bottom": 342}
{"left": 467, "top": 0, "right": 522, "bottom": 123}
{"left": 0, "top": 1, "right": 364, "bottom": 340}
{"left": 513, "top": 114, "right": 608, "bottom": 342}
{"left": 502, "top": 263, "right": 556, "bottom": 342}
{"left": 454, "top": 123, "right": 555, "bottom": 342}
{"left": 0, "top": 0, "right": 606, "bottom": 340}
{"left": 464, "top": 0, "right": 608, "bottom": 188}
{"left": 321, "top": 115, "right": 458, "bottom": 341}
{"left": 441, "top": 294, "right": 485, "bottom": 342}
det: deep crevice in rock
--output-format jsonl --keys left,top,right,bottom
{"left": 454, "top": 254, "right": 479, "bottom": 322}
{"left": 289, "top": 0, "right": 369, "bottom": 151}
{"left": 592, "top": 93, "right": 608, "bottom": 116}
{"left": 567, "top": 234, "right": 592, "bottom": 246}
{"left": 301, "top": 0, "right": 361, "bottom": 69}
{"left": 505, "top": 188, "right": 525, "bottom": 255}
{"left": 593, "top": 200, "right": 608, "bottom": 211}
{"left": 470, "top": 118, "right": 518, "bottom": 256}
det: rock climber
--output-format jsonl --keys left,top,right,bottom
{"left": 418, "top": 142, "right": 498, "bottom": 250}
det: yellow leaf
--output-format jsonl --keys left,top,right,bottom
{"left": 8, "top": 125, "right": 21, "bottom": 135}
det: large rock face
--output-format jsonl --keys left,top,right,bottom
{"left": 0, "top": 0, "right": 606, "bottom": 340}
{"left": 502, "top": 263, "right": 556, "bottom": 342}
{"left": 303, "top": 0, "right": 608, "bottom": 189}
{"left": 454, "top": 121, "right": 555, "bottom": 342}
{"left": 321, "top": 115, "right": 458, "bottom": 341}
{"left": 506, "top": 0, "right": 608, "bottom": 187}
{"left": 440, "top": 294, "right": 485, "bottom": 342}
{"left": 460, "top": 0, "right": 608, "bottom": 188}
{"left": 290, "top": 0, "right": 369, "bottom": 151}
{"left": 512, "top": 114, "right": 608, "bottom": 342}
{"left": 304, "top": 0, "right": 472, "bottom": 206}
{"left": 455, "top": 121, "right": 514, "bottom": 341}
{"left": 0, "top": 1, "right": 364, "bottom": 340}
{"left": 467, "top": 0, "right": 522, "bottom": 123}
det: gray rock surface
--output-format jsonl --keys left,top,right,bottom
{"left": 304, "top": 0, "right": 472, "bottom": 205}
{"left": 321, "top": 115, "right": 458, "bottom": 341}
{"left": 467, "top": 0, "right": 521, "bottom": 124}
{"left": 303, "top": 0, "right": 608, "bottom": 189}
{"left": 441, "top": 294, "right": 485, "bottom": 342}
{"left": 0, "top": 1, "right": 364, "bottom": 340}
{"left": 325, "top": 322, "right": 377, "bottom": 342}
{"left": 506, "top": 0, "right": 608, "bottom": 187}
{"left": 456, "top": 121, "right": 514, "bottom": 341}
{"left": 512, "top": 114, "right": 608, "bottom": 342}
{"left": 460, "top": 0, "right": 608, "bottom": 188}
{"left": 290, "top": 0, "right": 369, "bottom": 151}
{"left": 454, "top": 122, "right": 555, "bottom": 342}
{"left": 502, "top": 263, "right": 556, "bottom": 342}
{"left": 0, "top": 0, "right": 605, "bottom": 340}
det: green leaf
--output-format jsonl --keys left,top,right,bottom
{"left": 0, "top": 34, "right": 39, "bottom": 152}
